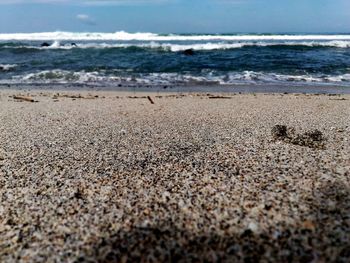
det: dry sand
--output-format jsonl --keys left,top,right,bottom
{"left": 0, "top": 90, "right": 349, "bottom": 262}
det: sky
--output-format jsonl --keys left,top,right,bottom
{"left": 0, "top": 0, "right": 349, "bottom": 33}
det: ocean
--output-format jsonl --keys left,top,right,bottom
{"left": 1, "top": 31, "right": 350, "bottom": 89}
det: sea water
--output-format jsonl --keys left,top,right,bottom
{"left": 1, "top": 31, "right": 350, "bottom": 88}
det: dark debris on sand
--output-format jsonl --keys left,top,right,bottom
{"left": 272, "top": 125, "right": 326, "bottom": 149}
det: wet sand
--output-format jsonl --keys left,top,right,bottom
{"left": 1, "top": 83, "right": 350, "bottom": 94}
{"left": 0, "top": 90, "right": 349, "bottom": 262}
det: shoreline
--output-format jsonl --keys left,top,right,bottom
{"left": 1, "top": 83, "right": 350, "bottom": 94}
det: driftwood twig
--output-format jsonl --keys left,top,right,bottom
{"left": 13, "top": 95, "right": 36, "bottom": 102}
{"left": 147, "top": 96, "right": 155, "bottom": 104}
{"left": 208, "top": 96, "right": 231, "bottom": 99}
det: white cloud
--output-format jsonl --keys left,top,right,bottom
{"left": 77, "top": 14, "right": 90, "bottom": 20}
{"left": 76, "top": 14, "right": 96, "bottom": 25}
{"left": 77, "top": 14, "right": 89, "bottom": 20}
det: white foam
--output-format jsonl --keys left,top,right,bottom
{"left": 0, "top": 64, "right": 17, "bottom": 71}
{"left": 1, "top": 31, "right": 350, "bottom": 41}
{"left": 324, "top": 74, "right": 350, "bottom": 82}
{"left": 49, "top": 41, "right": 61, "bottom": 48}
{"left": 222, "top": 71, "right": 350, "bottom": 84}
{"left": 3, "top": 40, "right": 350, "bottom": 51}
{"left": 5, "top": 69, "right": 350, "bottom": 85}
{"left": 158, "top": 41, "right": 350, "bottom": 51}
{"left": 14, "top": 70, "right": 105, "bottom": 83}
{"left": 133, "top": 71, "right": 350, "bottom": 85}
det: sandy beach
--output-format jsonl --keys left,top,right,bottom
{"left": 0, "top": 89, "right": 349, "bottom": 262}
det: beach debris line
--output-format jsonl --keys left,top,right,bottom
{"left": 329, "top": 97, "right": 347, "bottom": 101}
{"left": 52, "top": 94, "right": 98, "bottom": 100}
{"left": 272, "top": 125, "right": 326, "bottom": 149}
{"left": 208, "top": 95, "right": 231, "bottom": 99}
{"left": 126, "top": 95, "right": 155, "bottom": 103}
{"left": 127, "top": 96, "right": 148, "bottom": 99}
{"left": 12, "top": 95, "right": 36, "bottom": 103}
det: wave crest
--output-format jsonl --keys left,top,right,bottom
{"left": 1, "top": 41, "right": 350, "bottom": 51}
{"left": 0, "top": 64, "right": 17, "bottom": 72}
{"left": 3, "top": 69, "right": 350, "bottom": 85}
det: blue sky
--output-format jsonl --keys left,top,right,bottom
{"left": 0, "top": 0, "right": 349, "bottom": 33}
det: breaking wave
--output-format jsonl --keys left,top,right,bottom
{"left": 1, "top": 40, "right": 350, "bottom": 51}
{"left": 3, "top": 69, "right": 350, "bottom": 86}
{"left": 0, "top": 64, "right": 17, "bottom": 72}
{"left": 1, "top": 32, "right": 350, "bottom": 88}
